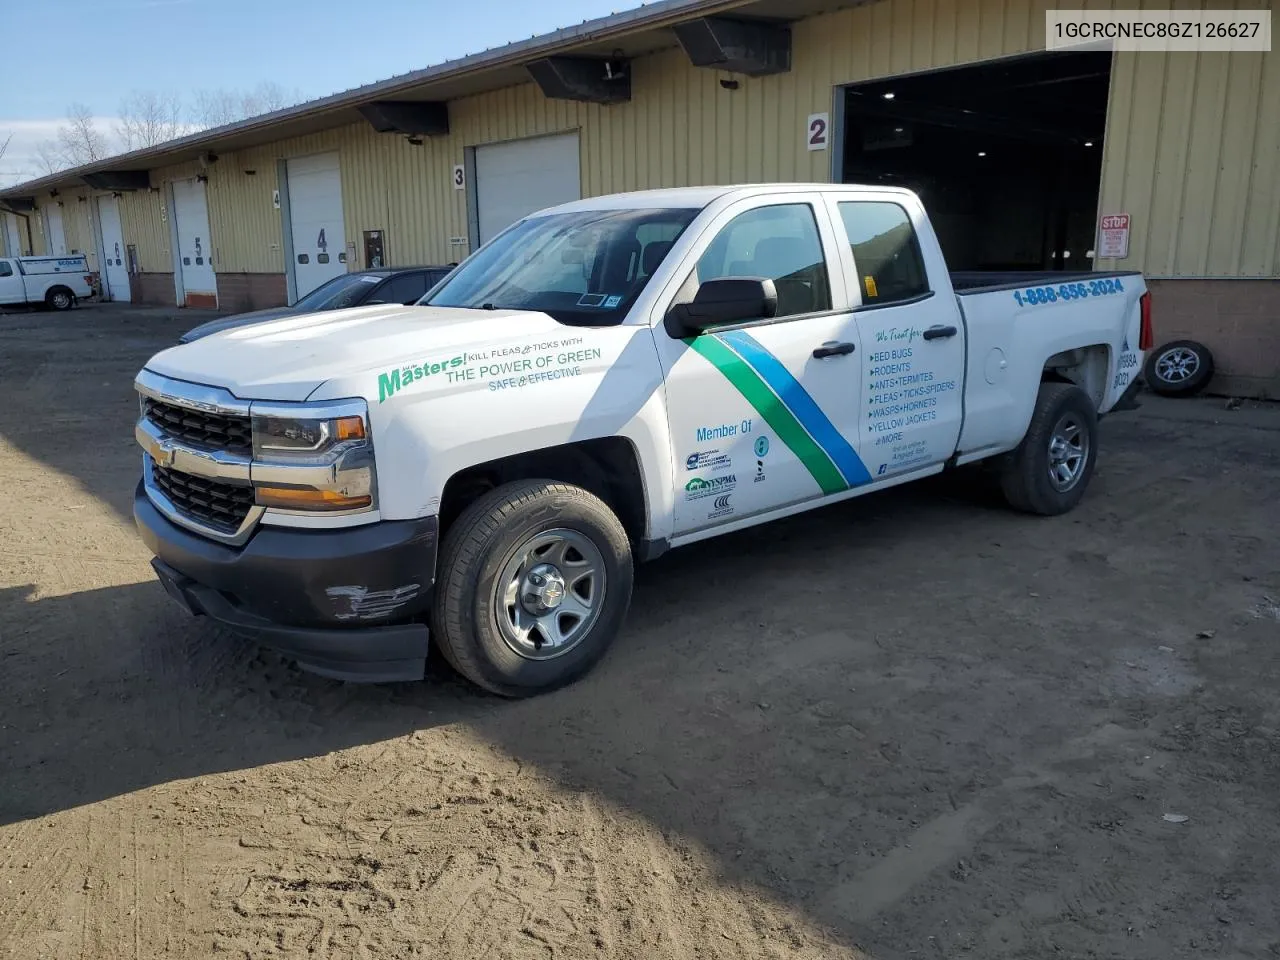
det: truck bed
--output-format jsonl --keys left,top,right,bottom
{"left": 951, "top": 270, "right": 1142, "bottom": 295}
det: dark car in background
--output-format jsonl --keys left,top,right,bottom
{"left": 178, "top": 265, "right": 455, "bottom": 343}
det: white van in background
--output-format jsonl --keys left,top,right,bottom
{"left": 0, "top": 255, "right": 94, "bottom": 310}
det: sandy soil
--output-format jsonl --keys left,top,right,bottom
{"left": 2, "top": 305, "right": 1278, "bottom": 960}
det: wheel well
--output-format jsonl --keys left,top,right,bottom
{"left": 1041, "top": 344, "right": 1109, "bottom": 407}
{"left": 439, "top": 437, "right": 648, "bottom": 545}
{"left": 45, "top": 284, "right": 73, "bottom": 300}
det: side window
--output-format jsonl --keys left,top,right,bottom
{"left": 377, "top": 274, "right": 427, "bottom": 304}
{"left": 695, "top": 203, "right": 831, "bottom": 318}
{"left": 838, "top": 201, "right": 929, "bottom": 305}
{"left": 0, "top": 261, "right": 12, "bottom": 277}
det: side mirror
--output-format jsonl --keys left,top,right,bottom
{"left": 668, "top": 277, "right": 778, "bottom": 335}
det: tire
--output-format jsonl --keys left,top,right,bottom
{"left": 1144, "top": 339, "right": 1214, "bottom": 397}
{"left": 431, "top": 480, "right": 633, "bottom": 697}
{"left": 1000, "top": 382, "right": 1098, "bottom": 516}
{"left": 46, "top": 288, "right": 74, "bottom": 311}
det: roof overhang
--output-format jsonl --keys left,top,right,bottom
{"left": 81, "top": 170, "right": 153, "bottom": 191}
{"left": 1, "top": 0, "right": 862, "bottom": 198}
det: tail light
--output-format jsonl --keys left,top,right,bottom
{"left": 1139, "top": 291, "right": 1153, "bottom": 350}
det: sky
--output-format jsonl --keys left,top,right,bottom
{"left": 0, "top": 0, "right": 634, "bottom": 186}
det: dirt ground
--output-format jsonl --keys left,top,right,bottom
{"left": 2, "top": 304, "right": 1278, "bottom": 960}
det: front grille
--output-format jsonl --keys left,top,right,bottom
{"left": 151, "top": 464, "right": 254, "bottom": 534}
{"left": 143, "top": 397, "right": 252, "bottom": 455}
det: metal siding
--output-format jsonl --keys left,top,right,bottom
{"left": 100, "top": 0, "right": 1273, "bottom": 280}
{"left": 1097, "top": 0, "right": 1279, "bottom": 277}
{"left": 1243, "top": 46, "right": 1280, "bottom": 275}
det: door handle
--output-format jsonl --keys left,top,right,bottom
{"left": 812, "top": 341, "right": 856, "bottom": 359}
{"left": 922, "top": 324, "right": 958, "bottom": 341}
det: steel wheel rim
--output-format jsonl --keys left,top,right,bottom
{"left": 52, "top": 292, "right": 70, "bottom": 309}
{"left": 495, "top": 527, "right": 607, "bottom": 661}
{"left": 1047, "top": 414, "right": 1089, "bottom": 492}
{"left": 1155, "top": 346, "right": 1199, "bottom": 383}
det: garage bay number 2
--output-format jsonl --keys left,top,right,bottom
{"left": 807, "top": 113, "right": 829, "bottom": 152}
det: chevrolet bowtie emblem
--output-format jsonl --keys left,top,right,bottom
{"left": 153, "top": 437, "right": 177, "bottom": 467}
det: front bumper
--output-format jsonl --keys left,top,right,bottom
{"left": 134, "top": 483, "right": 435, "bottom": 682}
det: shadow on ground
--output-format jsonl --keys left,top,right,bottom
{"left": 4, "top": 308, "right": 1280, "bottom": 956}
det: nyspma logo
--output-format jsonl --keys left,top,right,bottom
{"left": 684, "top": 475, "right": 736, "bottom": 499}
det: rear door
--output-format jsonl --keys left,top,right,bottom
{"left": 828, "top": 195, "right": 965, "bottom": 479}
{"left": 654, "top": 195, "right": 871, "bottom": 536}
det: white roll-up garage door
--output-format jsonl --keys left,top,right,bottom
{"left": 171, "top": 178, "right": 217, "bottom": 306}
{"left": 96, "top": 196, "right": 130, "bottom": 302}
{"left": 286, "top": 153, "right": 347, "bottom": 300}
{"left": 474, "top": 132, "right": 581, "bottom": 245}
{"left": 3, "top": 213, "right": 23, "bottom": 257}
{"left": 45, "top": 206, "right": 67, "bottom": 256}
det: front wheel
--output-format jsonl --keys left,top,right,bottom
{"left": 999, "top": 382, "right": 1098, "bottom": 516}
{"left": 431, "top": 480, "right": 633, "bottom": 697}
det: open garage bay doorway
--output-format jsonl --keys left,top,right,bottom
{"left": 836, "top": 51, "right": 1112, "bottom": 272}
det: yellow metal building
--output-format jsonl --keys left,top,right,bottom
{"left": 1, "top": 0, "right": 1276, "bottom": 394}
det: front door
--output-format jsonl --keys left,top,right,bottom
{"left": 0, "top": 260, "right": 24, "bottom": 303}
{"left": 655, "top": 196, "right": 872, "bottom": 536}
{"left": 828, "top": 196, "right": 965, "bottom": 479}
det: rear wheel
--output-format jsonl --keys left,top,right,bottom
{"left": 46, "top": 288, "right": 74, "bottom": 311}
{"left": 431, "top": 480, "right": 633, "bottom": 697}
{"left": 1145, "top": 339, "right": 1213, "bottom": 397}
{"left": 1000, "top": 382, "right": 1098, "bottom": 516}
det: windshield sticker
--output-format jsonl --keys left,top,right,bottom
{"left": 603, "top": 295, "right": 623, "bottom": 308}
{"left": 359, "top": 276, "right": 380, "bottom": 283}
{"left": 576, "top": 293, "right": 607, "bottom": 308}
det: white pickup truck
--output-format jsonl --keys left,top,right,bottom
{"left": 132, "top": 184, "right": 1151, "bottom": 695}
{"left": 0, "top": 254, "right": 93, "bottom": 310}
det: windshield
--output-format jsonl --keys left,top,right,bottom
{"left": 294, "top": 273, "right": 381, "bottom": 311}
{"left": 425, "top": 207, "right": 699, "bottom": 325}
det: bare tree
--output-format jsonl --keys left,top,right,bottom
{"left": 192, "top": 82, "right": 302, "bottom": 129}
{"left": 248, "top": 81, "right": 298, "bottom": 114}
{"left": 57, "top": 103, "right": 109, "bottom": 166}
{"left": 116, "top": 90, "right": 185, "bottom": 151}
{"left": 0, "top": 132, "right": 11, "bottom": 164}
{"left": 32, "top": 141, "right": 64, "bottom": 176}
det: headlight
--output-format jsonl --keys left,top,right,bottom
{"left": 250, "top": 400, "right": 376, "bottom": 513}
{"left": 252, "top": 414, "right": 366, "bottom": 454}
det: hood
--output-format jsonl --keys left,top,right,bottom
{"left": 179, "top": 307, "right": 299, "bottom": 343}
{"left": 145, "top": 303, "right": 565, "bottom": 402}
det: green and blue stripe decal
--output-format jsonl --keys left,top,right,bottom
{"left": 686, "top": 331, "right": 871, "bottom": 496}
